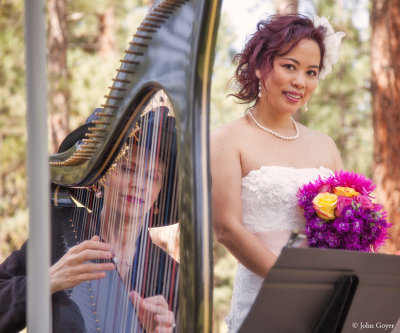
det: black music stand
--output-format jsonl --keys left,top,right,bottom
{"left": 239, "top": 244, "right": 400, "bottom": 333}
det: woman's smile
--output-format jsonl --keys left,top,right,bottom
{"left": 283, "top": 90, "right": 303, "bottom": 103}
{"left": 124, "top": 195, "right": 145, "bottom": 205}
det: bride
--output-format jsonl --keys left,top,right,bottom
{"left": 211, "top": 14, "right": 345, "bottom": 332}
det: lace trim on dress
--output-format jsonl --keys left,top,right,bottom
{"left": 241, "top": 166, "right": 333, "bottom": 235}
{"left": 225, "top": 166, "right": 333, "bottom": 333}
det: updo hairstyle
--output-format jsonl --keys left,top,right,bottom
{"left": 231, "top": 14, "right": 327, "bottom": 104}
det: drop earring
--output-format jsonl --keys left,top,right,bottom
{"left": 93, "top": 185, "right": 103, "bottom": 198}
{"left": 153, "top": 200, "right": 159, "bottom": 215}
{"left": 258, "top": 81, "right": 262, "bottom": 98}
{"left": 304, "top": 102, "right": 308, "bottom": 112}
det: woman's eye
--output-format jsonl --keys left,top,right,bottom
{"left": 284, "top": 64, "right": 295, "bottom": 70}
{"left": 146, "top": 171, "right": 160, "bottom": 182}
{"left": 121, "top": 165, "right": 135, "bottom": 174}
{"left": 308, "top": 70, "right": 318, "bottom": 77}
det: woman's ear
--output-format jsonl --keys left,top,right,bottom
{"left": 255, "top": 69, "right": 261, "bottom": 79}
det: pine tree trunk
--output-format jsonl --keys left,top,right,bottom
{"left": 48, "top": 0, "right": 70, "bottom": 153}
{"left": 97, "top": 7, "right": 117, "bottom": 59}
{"left": 371, "top": 0, "right": 400, "bottom": 253}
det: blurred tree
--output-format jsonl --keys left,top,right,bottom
{"left": 0, "top": 0, "right": 28, "bottom": 261}
{"left": 210, "top": 12, "right": 240, "bottom": 333}
{"left": 210, "top": 12, "right": 243, "bottom": 130}
{"left": 97, "top": 6, "right": 117, "bottom": 58}
{"left": 0, "top": 0, "right": 146, "bottom": 261}
{"left": 303, "top": 0, "right": 373, "bottom": 176}
{"left": 371, "top": 0, "right": 400, "bottom": 252}
{"left": 48, "top": 0, "right": 70, "bottom": 153}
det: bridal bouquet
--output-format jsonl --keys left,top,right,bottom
{"left": 297, "top": 170, "right": 389, "bottom": 252}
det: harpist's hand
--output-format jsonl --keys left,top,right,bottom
{"left": 50, "top": 235, "right": 114, "bottom": 294}
{"left": 130, "top": 291, "right": 175, "bottom": 333}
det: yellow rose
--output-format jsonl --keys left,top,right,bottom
{"left": 333, "top": 186, "right": 360, "bottom": 198}
{"left": 312, "top": 192, "right": 338, "bottom": 220}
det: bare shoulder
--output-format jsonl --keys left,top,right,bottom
{"left": 299, "top": 124, "right": 344, "bottom": 170}
{"left": 211, "top": 117, "right": 247, "bottom": 147}
{"left": 301, "top": 125, "right": 335, "bottom": 145}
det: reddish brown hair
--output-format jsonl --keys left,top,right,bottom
{"left": 231, "top": 14, "right": 327, "bottom": 104}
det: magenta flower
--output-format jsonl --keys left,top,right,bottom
{"left": 297, "top": 170, "right": 389, "bottom": 252}
{"left": 354, "top": 195, "right": 374, "bottom": 210}
{"left": 335, "top": 196, "right": 353, "bottom": 217}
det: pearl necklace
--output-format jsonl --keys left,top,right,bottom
{"left": 248, "top": 109, "right": 299, "bottom": 141}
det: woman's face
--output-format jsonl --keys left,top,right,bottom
{"left": 103, "top": 144, "right": 166, "bottom": 223}
{"left": 258, "top": 38, "right": 320, "bottom": 114}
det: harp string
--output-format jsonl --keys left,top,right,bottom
{"left": 134, "top": 108, "right": 167, "bottom": 315}
{"left": 65, "top": 105, "right": 179, "bottom": 331}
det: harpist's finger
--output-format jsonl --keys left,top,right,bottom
{"left": 154, "top": 326, "right": 174, "bottom": 333}
{"left": 129, "top": 290, "right": 143, "bottom": 308}
{"left": 78, "top": 249, "right": 113, "bottom": 262}
{"left": 142, "top": 295, "right": 168, "bottom": 308}
{"left": 77, "top": 262, "right": 115, "bottom": 274}
{"left": 154, "top": 312, "right": 175, "bottom": 326}
{"left": 69, "top": 236, "right": 111, "bottom": 254}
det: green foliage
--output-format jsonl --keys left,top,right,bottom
{"left": 0, "top": 0, "right": 147, "bottom": 259}
{"left": 0, "top": 0, "right": 28, "bottom": 256}
{"left": 303, "top": 0, "right": 373, "bottom": 175}
{"left": 210, "top": 11, "right": 245, "bottom": 130}
{"left": 65, "top": 0, "right": 146, "bottom": 126}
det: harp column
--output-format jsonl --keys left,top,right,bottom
{"left": 25, "top": 0, "right": 51, "bottom": 331}
{"left": 178, "top": 0, "right": 222, "bottom": 332}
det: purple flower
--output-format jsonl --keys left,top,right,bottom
{"left": 297, "top": 170, "right": 389, "bottom": 252}
{"left": 351, "top": 220, "right": 362, "bottom": 233}
{"left": 333, "top": 218, "right": 350, "bottom": 232}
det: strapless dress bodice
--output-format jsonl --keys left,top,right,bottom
{"left": 226, "top": 165, "right": 333, "bottom": 333}
{"left": 241, "top": 165, "right": 332, "bottom": 233}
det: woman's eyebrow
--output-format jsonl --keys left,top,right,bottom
{"left": 282, "top": 57, "right": 319, "bottom": 69}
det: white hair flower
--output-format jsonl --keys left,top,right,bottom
{"left": 313, "top": 15, "right": 345, "bottom": 80}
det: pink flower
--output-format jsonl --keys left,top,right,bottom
{"left": 317, "top": 184, "right": 331, "bottom": 193}
{"left": 335, "top": 196, "right": 353, "bottom": 217}
{"left": 354, "top": 195, "right": 374, "bottom": 210}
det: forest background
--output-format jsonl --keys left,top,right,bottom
{"left": 1, "top": 0, "right": 399, "bottom": 332}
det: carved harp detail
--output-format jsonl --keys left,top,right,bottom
{"left": 49, "top": 0, "right": 222, "bottom": 332}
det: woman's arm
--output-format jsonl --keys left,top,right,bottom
{"left": 0, "top": 242, "right": 28, "bottom": 333}
{"left": 0, "top": 237, "right": 114, "bottom": 332}
{"left": 211, "top": 127, "right": 277, "bottom": 278}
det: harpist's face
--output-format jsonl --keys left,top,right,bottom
{"left": 103, "top": 144, "right": 166, "bottom": 223}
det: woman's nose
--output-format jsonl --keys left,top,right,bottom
{"left": 292, "top": 74, "right": 305, "bottom": 89}
{"left": 129, "top": 174, "right": 145, "bottom": 192}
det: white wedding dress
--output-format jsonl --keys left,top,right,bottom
{"left": 225, "top": 165, "right": 333, "bottom": 333}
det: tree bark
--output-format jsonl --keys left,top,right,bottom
{"left": 97, "top": 7, "right": 117, "bottom": 59}
{"left": 48, "top": 0, "right": 70, "bottom": 153}
{"left": 371, "top": 0, "right": 400, "bottom": 252}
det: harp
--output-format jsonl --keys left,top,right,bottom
{"left": 49, "top": 0, "right": 222, "bottom": 331}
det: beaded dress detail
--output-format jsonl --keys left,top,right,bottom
{"left": 225, "top": 166, "right": 333, "bottom": 333}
